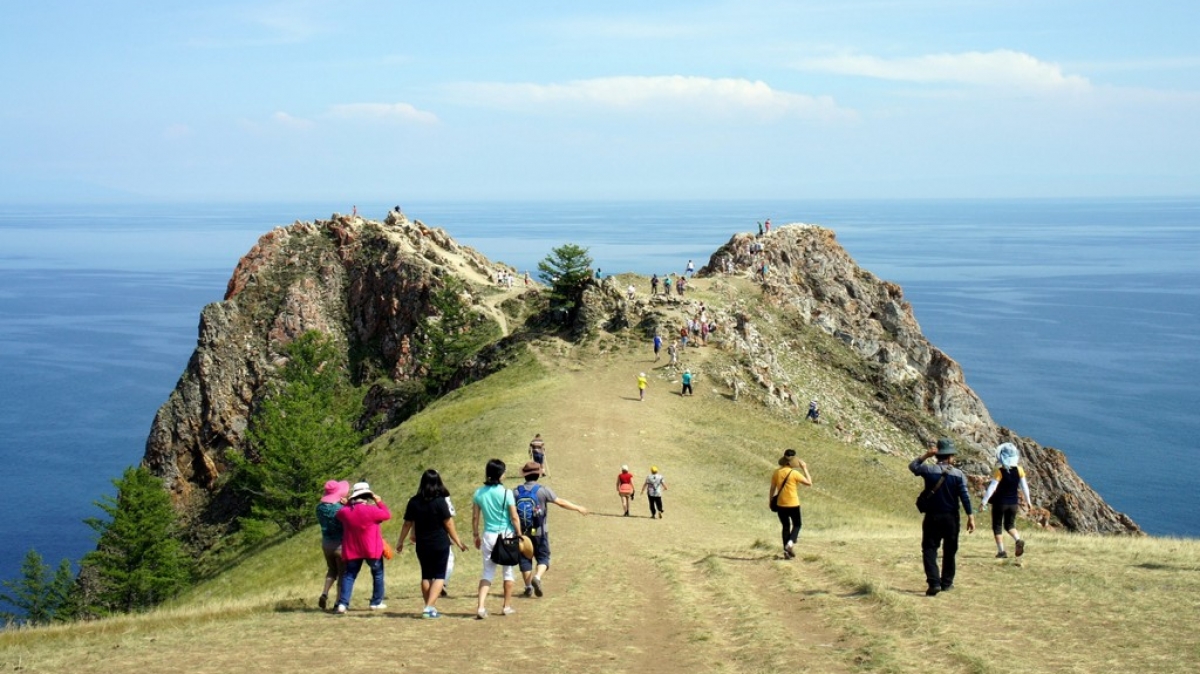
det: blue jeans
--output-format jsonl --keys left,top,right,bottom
{"left": 340, "top": 557, "right": 385, "bottom": 607}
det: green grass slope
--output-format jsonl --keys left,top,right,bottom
{"left": 3, "top": 283, "right": 1198, "bottom": 674}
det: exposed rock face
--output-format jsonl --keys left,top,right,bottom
{"left": 143, "top": 213, "right": 501, "bottom": 517}
{"left": 699, "top": 225, "right": 1140, "bottom": 534}
{"left": 145, "top": 214, "right": 1138, "bottom": 538}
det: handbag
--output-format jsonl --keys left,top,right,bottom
{"left": 490, "top": 532, "right": 522, "bottom": 566}
{"left": 916, "top": 467, "right": 948, "bottom": 513}
{"left": 770, "top": 470, "right": 795, "bottom": 512}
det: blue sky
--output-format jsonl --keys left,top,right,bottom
{"left": 2, "top": 1, "right": 1198, "bottom": 201}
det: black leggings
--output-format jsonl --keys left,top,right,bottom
{"left": 777, "top": 506, "right": 802, "bottom": 546}
{"left": 648, "top": 495, "right": 663, "bottom": 516}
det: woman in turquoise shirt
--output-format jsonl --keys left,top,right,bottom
{"left": 472, "top": 458, "right": 522, "bottom": 619}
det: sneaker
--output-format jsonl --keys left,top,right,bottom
{"left": 925, "top": 585, "right": 941, "bottom": 597}
{"left": 995, "top": 550, "right": 1008, "bottom": 559}
{"left": 335, "top": 604, "right": 347, "bottom": 614}
{"left": 532, "top": 577, "right": 544, "bottom": 597}
{"left": 476, "top": 608, "right": 488, "bottom": 620}
{"left": 501, "top": 606, "right": 516, "bottom": 616}
{"left": 423, "top": 608, "right": 441, "bottom": 619}
{"left": 1015, "top": 539, "right": 1026, "bottom": 558}
{"left": 522, "top": 586, "right": 533, "bottom": 598}
{"left": 318, "top": 594, "right": 328, "bottom": 610}
{"left": 369, "top": 603, "right": 387, "bottom": 610}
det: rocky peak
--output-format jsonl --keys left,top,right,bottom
{"left": 699, "top": 225, "right": 1139, "bottom": 534}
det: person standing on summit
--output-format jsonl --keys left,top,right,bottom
{"left": 910, "top": 439, "right": 975, "bottom": 596}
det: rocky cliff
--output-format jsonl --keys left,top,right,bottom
{"left": 142, "top": 211, "right": 517, "bottom": 533}
{"left": 143, "top": 213, "right": 1139, "bottom": 541}
{"left": 699, "top": 225, "right": 1140, "bottom": 534}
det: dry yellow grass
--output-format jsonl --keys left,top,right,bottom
{"left": 3, "top": 279, "right": 1197, "bottom": 673}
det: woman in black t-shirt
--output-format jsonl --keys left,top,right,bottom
{"left": 395, "top": 469, "right": 469, "bottom": 618}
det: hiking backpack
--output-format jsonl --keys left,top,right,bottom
{"left": 514, "top": 484, "right": 545, "bottom": 536}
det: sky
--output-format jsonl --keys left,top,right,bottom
{"left": 2, "top": 0, "right": 1198, "bottom": 202}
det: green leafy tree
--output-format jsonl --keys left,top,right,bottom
{"left": 419, "top": 276, "right": 495, "bottom": 394}
{"left": 537, "top": 243, "right": 594, "bottom": 319}
{"left": 0, "top": 549, "right": 75, "bottom": 625}
{"left": 234, "top": 331, "right": 366, "bottom": 534}
{"left": 79, "top": 466, "right": 191, "bottom": 615}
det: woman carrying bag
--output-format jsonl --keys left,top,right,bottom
{"left": 769, "top": 449, "right": 812, "bottom": 559}
{"left": 472, "top": 459, "right": 523, "bottom": 619}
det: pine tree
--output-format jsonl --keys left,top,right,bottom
{"left": 79, "top": 466, "right": 191, "bottom": 615}
{"left": 0, "top": 549, "right": 73, "bottom": 625}
{"left": 419, "top": 276, "right": 495, "bottom": 395}
{"left": 234, "top": 331, "right": 366, "bottom": 534}
{"left": 537, "top": 243, "right": 594, "bottom": 321}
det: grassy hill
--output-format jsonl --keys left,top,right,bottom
{"left": 3, "top": 276, "right": 1197, "bottom": 674}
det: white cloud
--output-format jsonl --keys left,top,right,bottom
{"left": 795, "top": 50, "right": 1092, "bottom": 92}
{"left": 272, "top": 111, "right": 315, "bottom": 130}
{"left": 325, "top": 103, "right": 439, "bottom": 124}
{"left": 451, "top": 76, "right": 854, "bottom": 121}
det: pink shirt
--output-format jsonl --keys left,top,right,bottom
{"left": 335, "top": 500, "right": 391, "bottom": 560}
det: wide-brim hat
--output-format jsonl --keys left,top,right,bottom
{"left": 997, "top": 442, "right": 1020, "bottom": 468}
{"left": 348, "top": 481, "right": 375, "bottom": 500}
{"left": 519, "top": 535, "right": 535, "bottom": 560}
{"left": 936, "top": 438, "right": 957, "bottom": 456}
{"left": 321, "top": 480, "right": 350, "bottom": 504}
{"left": 520, "top": 461, "right": 542, "bottom": 478}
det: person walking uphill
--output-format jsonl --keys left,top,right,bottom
{"left": 395, "top": 469, "right": 469, "bottom": 619}
{"left": 334, "top": 482, "right": 391, "bottom": 613}
{"left": 769, "top": 449, "right": 812, "bottom": 559}
{"left": 316, "top": 480, "right": 349, "bottom": 611}
{"left": 911, "top": 439, "right": 975, "bottom": 596}
{"left": 616, "top": 465, "right": 635, "bottom": 516}
{"left": 472, "top": 459, "right": 523, "bottom": 619}
{"left": 514, "top": 461, "right": 588, "bottom": 599}
{"left": 637, "top": 372, "right": 648, "bottom": 401}
{"left": 641, "top": 466, "right": 668, "bottom": 519}
{"left": 981, "top": 442, "right": 1031, "bottom": 559}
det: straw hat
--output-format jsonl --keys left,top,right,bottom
{"left": 519, "top": 535, "right": 535, "bottom": 560}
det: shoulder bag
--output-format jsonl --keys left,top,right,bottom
{"left": 915, "top": 466, "right": 947, "bottom": 513}
{"left": 770, "top": 470, "right": 795, "bottom": 512}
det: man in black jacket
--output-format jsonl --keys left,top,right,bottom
{"left": 910, "top": 438, "right": 975, "bottom": 596}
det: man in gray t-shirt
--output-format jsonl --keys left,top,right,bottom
{"left": 515, "top": 461, "right": 588, "bottom": 598}
{"left": 641, "top": 467, "right": 668, "bottom": 519}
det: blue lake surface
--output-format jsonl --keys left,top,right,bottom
{"left": 1, "top": 198, "right": 1196, "bottom": 586}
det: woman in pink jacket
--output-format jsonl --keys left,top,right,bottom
{"left": 334, "top": 482, "right": 391, "bottom": 613}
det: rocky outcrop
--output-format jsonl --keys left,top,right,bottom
{"left": 699, "top": 225, "right": 1140, "bottom": 534}
{"left": 145, "top": 213, "right": 1138, "bottom": 538}
{"left": 143, "top": 213, "right": 503, "bottom": 518}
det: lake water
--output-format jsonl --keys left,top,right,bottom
{"left": 1, "top": 199, "right": 1196, "bottom": 586}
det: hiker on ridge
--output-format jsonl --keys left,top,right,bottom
{"left": 616, "top": 465, "right": 635, "bottom": 516}
{"left": 395, "top": 469, "right": 469, "bottom": 619}
{"left": 472, "top": 459, "right": 522, "bottom": 619}
{"left": 769, "top": 449, "right": 812, "bottom": 559}
{"left": 641, "top": 466, "right": 668, "bottom": 519}
{"left": 335, "top": 482, "right": 391, "bottom": 613}
{"left": 910, "top": 439, "right": 975, "bottom": 596}
{"left": 316, "top": 480, "right": 349, "bottom": 611}
{"left": 529, "top": 433, "right": 548, "bottom": 477}
{"left": 981, "top": 442, "right": 1031, "bottom": 559}
{"left": 514, "top": 461, "right": 588, "bottom": 598}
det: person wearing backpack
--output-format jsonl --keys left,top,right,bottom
{"left": 981, "top": 442, "right": 1032, "bottom": 559}
{"left": 910, "top": 439, "right": 976, "bottom": 596}
{"left": 514, "top": 461, "right": 588, "bottom": 598}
